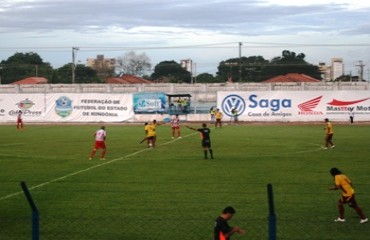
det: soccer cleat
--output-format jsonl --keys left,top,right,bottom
{"left": 88, "top": 158, "right": 92, "bottom": 161}
{"left": 331, "top": 145, "right": 335, "bottom": 149}
{"left": 322, "top": 147, "right": 328, "bottom": 150}
{"left": 178, "top": 136, "right": 182, "bottom": 138}
{"left": 360, "top": 218, "right": 368, "bottom": 224}
{"left": 171, "top": 137, "right": 174, "bottom": 139}
{"left": 334, "top": 217, "right": 345, "bottom": 222}
{"left": 100, "top": 158, "right": 106, "bottom": 160}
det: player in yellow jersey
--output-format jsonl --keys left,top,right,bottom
{"left": 140, "top": 120, "right": 159, "bottom": 148}
{"left": 329, "top": 168, "right": 368, "bottom": 224}
{"left": 323, "top": 118, "right": 335, "bottom": 149}
{"left": 215, "top": 109, "right": 223, "bottom": 128}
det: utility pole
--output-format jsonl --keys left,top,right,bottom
{"left": 193, "top": 62, "right": 197, "bottom": 84}
{"left": 356, "top": 60, "right": 365, "bottom": 82}
{"left": 239, "top": 42, "right": 243, "bottom": 82}
{"left": 72, "top": 47, "right": 79, "bottom": 84}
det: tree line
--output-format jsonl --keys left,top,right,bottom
{"left": 0, "top": 50, "right": 324, "bottom": 84}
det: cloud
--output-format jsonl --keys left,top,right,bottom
{"left": 0, "top": 0, "right": 370, "bottom": 75}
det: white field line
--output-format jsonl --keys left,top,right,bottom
{"left": 0, "top": 132, "right": 197, "bottom": 201}
{"left": 0, "top": 134, "right": 322, "bottom": 201}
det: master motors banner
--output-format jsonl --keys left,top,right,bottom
{"left": 218, "top": 91, "right": 370, "bottom": 122}
{"left": 0, "top": 93, "right": 133, "bottom": 122}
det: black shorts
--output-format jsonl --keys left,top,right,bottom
{"left": 202, "top": 139, "right": 211, "bottom": 148}
{"left": 339, "top": 195, "right": 358, "bottom": 208}
{"left": 326, "top": 133, "right": 333, "bottom": 141}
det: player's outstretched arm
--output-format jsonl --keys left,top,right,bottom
{"left": 329, "top": 185, "right": 339, "bottom": 191}
{"left": 226, "top": 226, "right": 245, "bottom": 237}
{"left": 186, "top": 126, "right": 196, "bottom": 131}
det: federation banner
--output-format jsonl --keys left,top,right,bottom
{"left": 217, "top": 91, "right": 370, "bottom": 122}
{"left": 0, "top": 93, "right": 134, "bottom": 122}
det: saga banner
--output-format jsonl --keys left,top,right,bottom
{"left": 217, "top": 91, "right": 370, "bottom": 122}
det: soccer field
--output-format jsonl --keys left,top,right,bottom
{"left": 0, "top": 123, "right": 369, "bottom": 239}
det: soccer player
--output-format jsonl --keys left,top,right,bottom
{"left": 231, "top": 108, "right": 238, "bottom": 125}
{"left": 141, "top": 120, "right": 158, "bottom": 148}
{"left": 323, "top": 118, "right": 335, "bottom": 149}
{"left": 17, "top": 110, "right": 24, "bottom": 130}
{"left": 215, "top": 109, "right": 223, "bottom": 128}
{"left": 214, "top": 206, "right": 245, "bottom": 240}
{"left": 349, "top": 109, "right": 354, "bottom": 124}
{"left": 171, "top": 114, "right": 181, "bottom": 138}
{"left": 210, "top": 107, "right": 216, "bottom": 124}
{"left": 140, "top": 122, "right": 150, "bottom": 146}
{"left": 187, "top": 123, "right": 214, "bottom": 159}
{"left": 89, "top": 126, "right": 106, "bottom": 160}
{"left": 329, "top": 167, "right": 368, "bottom": 224}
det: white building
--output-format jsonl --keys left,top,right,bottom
{"left": 87, "top": 55, "right": 116, "bottom": 70}
{"left": 331, "top": 58, "right": 344, "bottom": 81}
{"left": 318, "top": 58, "right": 344, "bottom": 81}
{"left": 180, "top": 59, "right": 193, "bottom": 74}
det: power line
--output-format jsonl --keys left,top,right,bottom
{"left": 1, "top": 42, "right": 370, "bottom": 53}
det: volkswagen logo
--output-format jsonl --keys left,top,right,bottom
{"left": 221, "top": 94, "right": 246, "bottom": 117}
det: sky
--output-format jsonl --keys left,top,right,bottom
{"left": 1, "top": 0, "right": 370, "bottom": 77}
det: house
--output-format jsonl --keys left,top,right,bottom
{"left": 11, "top": 77, "right": 48, "bottom": 84}
{"left": 262, "top": 73, "right": 321, "bottom": 83}
{"left": 106, "top": 74, "right": 152, "bottom": 84}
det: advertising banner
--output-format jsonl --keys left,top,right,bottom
{"left": 133, "top": 92, "right": 167, "bottom": 113}
{"left": 0, "top": 93, "right": 134, "bottom": 122}
{"left": 46, "top": 94, "right": 133, "bottom": 122}
{"left": 0, "top": 94, "right": 46, "bottom": 122}
{"left": 217, "top": 91, "right": 370, "bottom": 122}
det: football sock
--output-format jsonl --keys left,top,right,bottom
{"left": 204, "top": 150, "right": 208, "bottom": 159}
{"left": 338, "top": 205, "right": 345, "bottom": 219}
{"left": 355, "top": 207, "right": 366, "bottom": 219}
{"left": 209, "top": 149, "right": 213, "bottom": 158}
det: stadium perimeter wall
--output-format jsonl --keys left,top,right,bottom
{"left": 0, "top": 82, "right": 369, "bottom": 123}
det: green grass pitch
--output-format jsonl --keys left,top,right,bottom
{"left": 0, "top": 122, "right": 369, "bottom": 239}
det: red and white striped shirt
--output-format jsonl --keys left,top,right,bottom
{"left": 171, "top": 117, "right": 180, "bottom": 128}
{"left": 95, "top": 129, "right": 106, "bottom": 141}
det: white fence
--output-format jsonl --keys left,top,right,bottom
{"left": 1, "top": 82, "right": 370, "bottom": 94}
{"left": 1, "top": 82, "right": 369, "bottom": 123}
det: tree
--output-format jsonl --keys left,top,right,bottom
{"left": 216, "top": 50, "right": 322, "bottom": 82}
{"left": 260, "top": 50, "right": 321, "bottom": 81}
{"left": 0, "top": 52, "right": 53, "bottom": 84}
{"left": 151, "top": 61, "right": 191, "bottom": 83}
{"left": 55, "top": 64, "right": 100, "bottom": 83}
{"left": 116, "top": 51, "right": 151, "bottom": 77}
{"left": 335, "top": 75, "right": 361, "bottom": 82}
{"left": 196, "top": 73, "right": 221, "bottom": 83}
{"left": 217, "top": 56, "right": 269, "bottom": 82}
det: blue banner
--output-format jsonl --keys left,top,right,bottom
{"left": 133, "top": 92, "right": 167, "bottom": 113}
